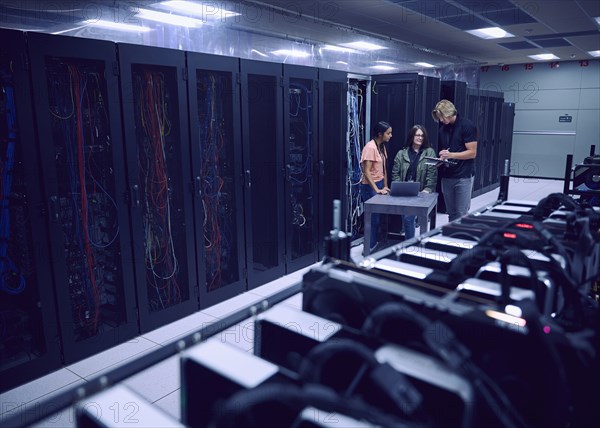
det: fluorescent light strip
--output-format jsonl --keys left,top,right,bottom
{"left": 376, "top": 60, "right": 395, "bottom": 65}
{"left": 414, "top": 62, "right": 435, "bottom": 68}
{"left": 251, "top": 49, "right": 268, "bottom": 57}
{"left": 322, "top": 45, "right": 358, "bottom": 53}
{"left": 528, "top": 53, "right": 559, "bottom": 60}
{"left": 370, "top": 65, "right": 397, "bottom": 71}
{"left": 272, "top": 49, "right": 310, "bottom": 58}
{"left": 341, "top": 41, "right": 386, "bottom": 51}
{"left": 588, "top": 50, "right": 600, "bottom": 57}
{"left": 136, "top": 9, "right": 203, "bottom": 27}
{"left": 82, "top": 19, "right": 151, "bottom": 32}
{"left": 466, "top": 27, "right": 514, "bottom": 39}
{"left": 160, "top": 1, "right": 240, "bottom": 19}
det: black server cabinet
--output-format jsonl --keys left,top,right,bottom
{"left": 118, "top": 44, "right": 197, "bottom": 332}
{"left": 318, "top": 69, "right": 348, "bottom": 257}
{"left": 440, "top": 80, "right": 467, "bottom": 126}
{"left": 186, "top": 52, "right": 245, "bottom": 306}
{"left": 370, "top": 73, "right": 441, "bottom": 178}
{"left": 0, "top": 30, "right": 61, "bottom": 392}
{"left": 465, "top": 88, "right": 482, "bottom": 196}
{"left": 370, "top": 73, "right": 440, "bottom": 231}
{"left": 499, "top": 102, "right": 515, "bottom": 171}
{"left": 240, "top": 60, "right": 285, "bottom": 289}
{"left": 26, "top": 33, "right": 137, "bottom": 363}
{"left": 283, "top": 65, "right": 319, "bottom": 273}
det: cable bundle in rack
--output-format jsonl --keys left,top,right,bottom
{"left": 135, "top": 70, "right": 181, "bottom": 309}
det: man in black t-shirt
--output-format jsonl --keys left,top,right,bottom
{"left": 432, "top": 99, "right": 478, "bottom": 222}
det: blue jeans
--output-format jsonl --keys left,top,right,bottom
{"left": 361, "top": 180, "right": 384, "bottom": 249}
{"left": 442, "top": 176, "right": 474, "bottom": 222}
{"left": 403, "top": 215, "right": 416, "bottom": 240}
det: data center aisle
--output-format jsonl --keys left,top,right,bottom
{"left": 0, "top": 178, "right": 564, "bottom": 427}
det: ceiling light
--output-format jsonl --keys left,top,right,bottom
{"left": 251, "top": 49, "right": 268, "bottom": 57}
{"left": 136, "top": 9, "right": 203, "bottom": 27}
{"left": 336, "top": 61, "right": 348, "bottom": 65}
{"left": 414, "top": 62, "right": 435, "bottom": 68}
{"left": 82, "top": 19, "right": 151, "bottom": 32}
{"left": 528, "top": 53, "right": 559, "bottom": 60}
{"left": 322, "top": 45, "right": 358, "bottom": 53}
{"left": 466, "top": 27, "right": 514, "bottom": 39}
{"left": 376, "top": 60, "right": 395, "bottom": 65}
{"left": 160, "top": 1, "right": 240, "bottom": 19}
{"left": 588, "top": 50, "right": 600, "bottom": 57}
{"left": 595, "top": 17, "right": 600, "bottom": 26}
{"left": 370, "top": 65, "right": 397, "bottom": 71}
{"left": 340, "top": 41, "right": 386, "bottom": 51}
{"left": 272, "top": 49, "right": 310, "bottom": 58}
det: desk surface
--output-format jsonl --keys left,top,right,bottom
{"left": 365, "top": 192, "right": 438, "bottom": 211}
{"left": 363, "top": 192, "right": 438, "bottom": 256}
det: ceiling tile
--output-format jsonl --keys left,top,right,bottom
{"left": 481, "top": 8, "right": 538, "bottom": 26}
{"left": 535, "top": 38, "right": 573, "bottom": 48}
{"left": 498, "top": 40, "right": 539, "bottom": 50}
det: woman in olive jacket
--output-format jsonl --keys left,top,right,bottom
{"left": 391, "top": 124, "right": 437, "bottom": 239}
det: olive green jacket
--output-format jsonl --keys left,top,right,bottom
{"left": 391, "top": 147, "right": 437, "bottom": 193}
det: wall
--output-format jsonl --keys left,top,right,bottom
{"left": 480, "top": 59, "right": 600, "bottom": 179}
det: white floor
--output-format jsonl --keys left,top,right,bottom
{"left": 0, "top": 178, "right": 564, "bottom": 427}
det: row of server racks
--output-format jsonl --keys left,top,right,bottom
{"left": 0, "top": 29, "right": 350, "bottom": 392}
{"left": 0, "top": 29, "right": 514, "bottom": 392}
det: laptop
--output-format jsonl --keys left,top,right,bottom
{"left": 390, "top": 181, "right": 420, "bottom": 197}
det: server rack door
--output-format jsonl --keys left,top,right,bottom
{"left": 283, "top": 65, "right": 319, "bottom": 273}
{"left": 187, "top": 52, "right": 245, "bottom": 307}
{"left": 466, "top": 88, "right": 482, "bottom": 196}
{"left": 421, "top": 76, "right": 441, "bottom": 153}
{"left": 490, "top": 95, "right": 505, "bottom": 187}
{"left": 0, "top": 29, "right": 61, "bottom": 392}
{"left": 440, "top": 80, "right": 467, "bottom": 131}
{"left": 240, "top": 60, "right": 285, "bottom": 289}
{"left": 500, "top": 103, "right": 515, "bottom": 170}
{"left": 318, "top": 69, "right": 348, "bottom": 258}
{"left": 26, "top": 33, "right": 138, "bottom": 363}
{"left": 117, "top": 44, "right": 197, "bottom": 332}
{"left": 370, "top": 73, "right": 426, "bottom": 235}
{"left": 370, "top": 74, "right": 418, "bottom": 176}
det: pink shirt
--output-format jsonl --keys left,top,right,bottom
{"left": 361, "top": 140, "right": 386, "bottom": 184}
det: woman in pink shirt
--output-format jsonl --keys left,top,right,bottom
{"left": 361, "top": 121, "right": 392, "bottom": 251}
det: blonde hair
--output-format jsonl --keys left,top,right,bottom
{"left": 432, "top": 99, "right": 457, "bottom": 122}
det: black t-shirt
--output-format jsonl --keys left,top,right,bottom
{"left": 438, "top": 114, "right": 477, "bottom": 179}
{"left": 405, "top": 148, "right": 421, "bottom": 181}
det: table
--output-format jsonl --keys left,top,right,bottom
{"left": 363, "top": 192, "right": 438, "bottom": 256}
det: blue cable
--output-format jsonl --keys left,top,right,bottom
{"left": 0, "top": 71, "right": 26, "bottom": 294}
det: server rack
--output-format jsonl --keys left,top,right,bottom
{"left": 440, "top": 80, "right": 467, "bottom": 126}
{"left": 466, "top": 88, "right": 482, "bottom": 196}
{"left": 26, "top": 33, "right": 138, "bottom": 363}
{"left": 117, "top": 44, "right": 197, "bottom": 332}
{"left": 318, "top": 68, "right": 348, "bottom": 257}
{"left": 370, "top": 73, "right": 440, "bottom": 234}
{"left": 499, "top": 102, "right": 515, "bottom": 172}
{"left": 346, "top": 76, "right": 370, "bottom": 241}
{"left": 283, "top": 65, "right": 319, "bottom": 273}
{"left": 370, "top": 73, "right": 441, "bottom": 180}
{"left": 186, "top": 52, "right": 245, "bottom": 306}
{"left": 240, "top": 60, "right": 286, "bottom": 289}
{"left": 0, "top": 30, "right": 61, "bottom": 391}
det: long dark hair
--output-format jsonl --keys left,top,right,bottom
{"left": 405, "top": 125, "right": 429, "bottom": 149}
{"left": 372, "top": 121, "right": 391, "bottom": 140}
